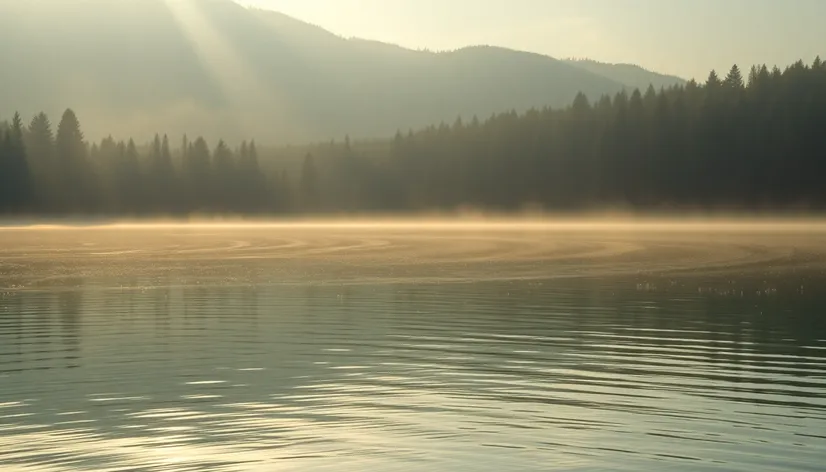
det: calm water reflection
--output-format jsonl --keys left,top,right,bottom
{"left": 1, "top": 225, "right": 825, "bottom": 471}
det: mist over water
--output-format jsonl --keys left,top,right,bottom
{"left": 1, "top": 221, "right": 825, "bottom": 471}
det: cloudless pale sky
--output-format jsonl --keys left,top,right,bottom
{"left": 237, "top": 0, "right": 825, "bottom": 80}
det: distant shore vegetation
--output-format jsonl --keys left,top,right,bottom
{"left": 1, "top": 59, "right": 825, "bottom": 216}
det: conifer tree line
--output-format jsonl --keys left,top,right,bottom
{"left": 0, "top": 110, "right": 281, "bottom": 215}
{"left": 1, "top": 58, "right": 825, "bottom": 216}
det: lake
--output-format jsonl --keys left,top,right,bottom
{"left": 1, "top": 221, "right": 825, "bottom": 471}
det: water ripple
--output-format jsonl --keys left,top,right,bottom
{"left": 0, "top": 226, "right": 825, "bottom": 470}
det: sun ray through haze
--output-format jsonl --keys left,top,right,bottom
{"left": 162, "top": 0, "right": 289, "bottom": 140}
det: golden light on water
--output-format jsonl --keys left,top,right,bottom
{"left": 2, "top": 218, "right": 825, "bottom": 292}
{"left": 3, "top": 217, "right": 826, "bottom": 232}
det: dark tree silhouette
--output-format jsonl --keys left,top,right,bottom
{"left": 0, "top": 113, "right": 32, "bottom": 213}
{"left": 55, "top": 109, "right": 96, "bottom": 211}
{"left": 299, "top": 153, "right": 318, "bottom": 212}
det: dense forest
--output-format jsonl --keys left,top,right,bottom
{"left": 1, "top": 58, "right": 825, "bottom": 216}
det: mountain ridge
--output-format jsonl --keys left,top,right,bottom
{"left": 564, "top": 58, "right": 686, "bottom": 91}
{"left": 0, "top": 0, "right": 684, "bottom": 144}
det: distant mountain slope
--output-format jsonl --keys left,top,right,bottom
{"left": 564, "top": 59, "right": 686, "bottom": 91}
{"left": 0, "top": 0, "right": 638, "bottom": 143}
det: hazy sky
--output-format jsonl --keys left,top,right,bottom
{"left": 237, "top": 0, "right": 825, "bottom": 79}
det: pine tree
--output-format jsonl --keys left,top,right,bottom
{"left": 725, "top": 64, "right": 744, "bottom": 89}
{"left": 247, "top": 140, "right": 260, "bottom": 171}
{"left": 181, "top": 134, "right": 189, "bottom": 162}
{"left": 235, "top": 140, "right": 265, "bottom": 212}
{"left": 147, "top": 134, "right": 176, "bottom": 211}
{"left": 161, "top": 135, "right": 172, "bottom": 170}
{"left": 706, "top": 70, "right": 721, "bottom": 88}
{"left": 118, "top": 138, "right": 143, "bottom": 213}
{"left": 211, "top": 140, "right": 235, "bottom": 211}
{"left": 185, "top": 137, "right": 211, "bottom": 211}
{"left": 55, "top": 109, "right": 89, "bottom": 210}
{"left": 748, "top": 65, "right": 760, "bottom": 87}
{"left": 643, "top": 84, "right": 658, "bottom": 113}
{"left": 299, "top": 153, "right": 318, "bottom": 211}
{"left": 149, "top": 134, "right": 162, "bottom": 170}
{"left": 56, "top": 109, "right": 86, "bottom": 165}
{"left": 6, "top": 113, "right": 32, "bottom": 211}
{"left": 571, "top": 92, "right": 591, "bottom": 115}
{"left": 27, "top": 112, "right": 54, "bottom": 167}
{"left": 0, "top": 127, "right": 10, "bottom": 212}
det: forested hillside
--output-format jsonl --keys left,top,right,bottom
{"left": 0, "top": 0, "right": 651, "bottom": 143}
{"left": 564, "top": 59, "right": 686, "bottom": 91}
{"left": 1, "top": 59, "right": 824, "bottom": 216}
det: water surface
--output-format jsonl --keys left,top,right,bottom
{"left": 1, "top": 223, "right": 825, "bottom": 471}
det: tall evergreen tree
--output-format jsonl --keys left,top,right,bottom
{"left": 706, "top": 70, "right": 722, "bottom": 89}
{"left": 2, "top": 113, "right": 33, "bottom": 211}
{"left": 725, "top": 64, "right": 745, "bottom": 89}
{"left": 116, "top": 139, "right": 143, "bottom": 213}
{"left": 185, "top": 137, "right": 211, "bottom": 211}
{"left": 211, "top": 140, "right": 235, "bottom": 211}
{"left": 299, "top": 153, "right": 318, "bottom": 211}
{"left": 0, "top": 129, "right": 8, "bottom": 211}
{"left": 55, "top": 109, "right": 90, "bottom": 211}
{"left": 27, "top": 112, "right": 54, "bottom": 168}
{"left": 146, "top": 134, "right": 176, "bottom": 211}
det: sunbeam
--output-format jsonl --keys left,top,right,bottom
{"left": 162, "top": 0, "right": 288, "bottom": 140}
